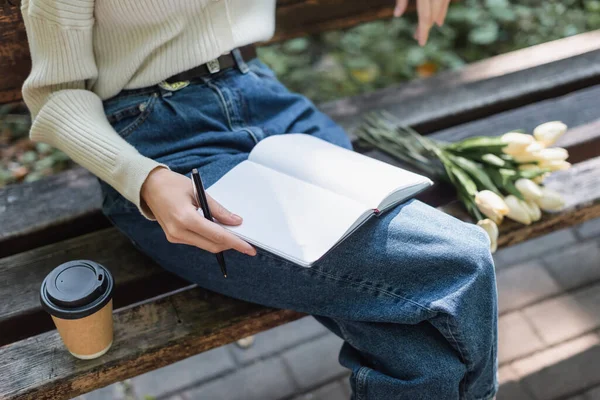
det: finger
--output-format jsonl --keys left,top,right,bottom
{"left": 435, "top": 0, "right": 450, "bottom": 26}
{"left": 169, "top": 228, "right": 229, "bottom": 253}
{"left": 186, "top": 213, "right": 256, "bottom": 255}
{"left": 206, "top": 195, "right": 243, "bottom": 226}
{"left": 417, "top": 0, "right": 433, "bottom": 46}
{"left": 431, "top": 0, "right": 444, "bottom": 27}
{"left": 394, "top": 0, "right": 409, "bottom": 17}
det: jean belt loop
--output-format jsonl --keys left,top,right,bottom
{"left": 232, "top": 48, "right": 250, "bottom": 74}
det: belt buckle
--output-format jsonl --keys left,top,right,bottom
{"left": 207, "top": 58, "right": 221, "bottom": 74}
{"left": 158, "top": 80, "right": 190, "bottom": 91}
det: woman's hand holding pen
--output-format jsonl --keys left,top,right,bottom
{"left": 394, "top": 0, "right": 451, "bottom": 46}
{"left": 141, "top": 168, "right": 257, "bottom": 256}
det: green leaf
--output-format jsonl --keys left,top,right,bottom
{"left": 19, "top": 151, "right": 37, "bottom": 164}
{"left": 445, "top": 136, "right": 505, "bottom": 152}
{"left": 283, "top": 38, "right": 309, "bottom": 53}
{"left": 481, "top": 153, "right": 506, "bottom": 167}
{"left": 517, "top": 167, "right": 551, "bottom": 180}
{"left": 448, "top": 163, "right": 478, "bottom": 196}
{"left": 469, "top": 22, "right": 500, "bottom": 45}
{"left": 449, "top": 154, "right": 501, "bottom": 194}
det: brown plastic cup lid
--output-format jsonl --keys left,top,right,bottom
{"left": 40, "top": 260, "right": 114, "bottom": 320}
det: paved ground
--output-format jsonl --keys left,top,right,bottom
{"left": 75, "top": 217, "right": 600, "bottom": 400}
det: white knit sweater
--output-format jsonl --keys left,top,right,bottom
{"left": 21, "top": 0, "right": 276, "bottom": 217}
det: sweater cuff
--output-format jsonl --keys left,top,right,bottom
{"left": 118, "top": 155, "right": 169, "bottom": 220}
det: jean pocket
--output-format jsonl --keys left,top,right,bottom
{"left": 105, "top": 92, "right": 159, "bottom": 139}
{"left": 248, "top": 59, "right": 279, "bottom": 81}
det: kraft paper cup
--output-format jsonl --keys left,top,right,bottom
{"left": 40, "top": 260, "right": 115, "bottom": 360}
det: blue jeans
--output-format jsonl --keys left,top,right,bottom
{"left": 100, "top": 59, "right": 498, "bottom": 400}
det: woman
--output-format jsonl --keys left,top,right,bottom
{"left": 21, "top": 0, "right": 497, "bottom": 398}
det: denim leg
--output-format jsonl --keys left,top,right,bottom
{"left": 103, "top": 192, "right": 497, "bottom": 400}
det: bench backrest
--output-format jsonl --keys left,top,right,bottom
{"left": 0, "top": 0, "right": 419, "bottom": 104}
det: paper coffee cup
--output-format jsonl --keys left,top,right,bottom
{"left": 40, "top": 260, "right": 115, "bottom": 360}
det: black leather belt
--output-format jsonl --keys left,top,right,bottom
{"left": 165, "top": 45, "right": 257, "bottom": 83}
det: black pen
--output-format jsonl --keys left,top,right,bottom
{"left": 191, "top": 168, "right": 228, "bottom": 278}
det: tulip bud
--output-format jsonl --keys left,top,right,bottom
{"left": 518, "top": 164, "right": 538, "bottom": 171}
{"left": 477, "top": 219, "right": 499, "bottom": 253}
{"left": 526, "top": 141, "right": 545, "bottom": 152}
{"left": 533, "top": 121, "right": 567, "bottom": 147}
{"left": 535, "top": 187, "right": 566, "bottom": 212}
{"left": 515, "top": 178, "right": 543, "bottom": 201}
{"left": 524, "top": 200, "right": 542, "bottom": 222}
{"left": 536, "top": 147, "right": 569, "bottom": 162}
{"left": 539, "top": 160, "right": 572, "bottom": 171}
{"left": 475, "top": 190, "right": 510, "bottom": 225}
{"left": 501, "top": 132, "right": 535, "bottom": 155}
{"left": 505, "top": 195, "right": 532, "bottom": 225}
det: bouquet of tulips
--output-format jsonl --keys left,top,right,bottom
{"left": 357, "top": 112, "right": 570, "bottom": 253}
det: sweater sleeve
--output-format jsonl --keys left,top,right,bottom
{"left": 21, "top": 0, "right": 167, "bottom": 219}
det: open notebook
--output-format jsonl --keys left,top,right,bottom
{"left": 207, "top": 134, "right": 433, "bottom": 267}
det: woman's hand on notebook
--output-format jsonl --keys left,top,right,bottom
{"left": 141, "top": 168, "right": 257, "bottom": 256}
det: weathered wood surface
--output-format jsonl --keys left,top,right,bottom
{"left": 0, "top": 0, "right": 424, "bottom": 104}
{"left": 0, "top": 228, "right": 187, "bottom": 346}
{"left": 0, "top": 167, "right": 108, "bottom": 258}
{"left": 0, "top": 286, "right": 304, "bottom": 400}
{"left": 323, "top": 30, "right": 600, "bottom": 136}
{"left": 1, "top": 156, "right": 598, "bottom": 400}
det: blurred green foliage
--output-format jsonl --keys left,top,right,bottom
{"left": 1, "top": 0, "right": 600, "bottom": 186}
{"left": 259, "top": 0, "right": 600, "bottom": 103}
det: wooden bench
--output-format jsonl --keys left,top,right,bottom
{"left": 1, "top": 1, "right": 600, "bottom": 398}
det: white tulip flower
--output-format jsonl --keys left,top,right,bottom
{"left": 533, "top": 121, "right": 567, "bottom": 146}
{"left": 515, "top": 178, "right": 543, "bottom": 201}
{"left": 505, "top": 195, "right": 532, "bottom": 225}
{"left": 524, "top": 200, "right": 542, "bottom": 222}
{"left": 535, "top": 147, "right": 569, "bottom": 162}
{"left": 512, "top": 150, "right": 539, "bottom": 163}
{"left": 535, "top": 187, "right": 566, "bottom": 212}
{"left": 525, "top": 141, "right": 545, "bottom": 152}
{"left": 501, "top": 132, "right": 535, "bottom": 155}
{"left": 475, "top": 190, "right": 510, "bottom": 225}
{"left": 477, "top": 219, "right": 499, "bottom": 253}
{"left": 539, "top": 160, "right": 572, "bottom": 171}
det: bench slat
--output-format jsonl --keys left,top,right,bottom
{"left": 0, "top": 286, "right": 304, "bottom": 400}
{"left": 0, "top": 167, "right": 109, "bottom": 259}
{"left": 1, "top": 156, "right": 599, "bottom": 400}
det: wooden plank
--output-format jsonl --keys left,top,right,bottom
{"left": 0, "top": 0, "right": 424, "bottom": 104}
{"left": 268, "top": 0, "right": 418, "bottom": 44}
{"left": 1, "top": 156, "right": 599, "bottom": 400}
{"left": 323, "top": 30, "right": 600, "bottom": 136}
{"left": 0, "top": 228, "right": 188, "bottom": 347}
{"left": 0, "top": 1, "right": 29, "bottom": 104}
{"left": 0, "top": 286, "right": 304, "bottom": 400}
{"left": 0, "top": 167, "right": 109, "bottom": 259}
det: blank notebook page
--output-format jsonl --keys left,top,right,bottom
{"left": 249, "top": 134, "right": 430, "bottom": 209}
{"left": 206, "top": 161, "right": 368, "bottom": 266}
